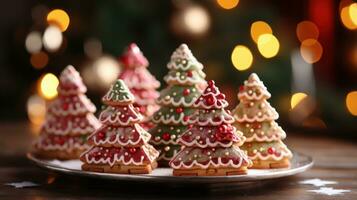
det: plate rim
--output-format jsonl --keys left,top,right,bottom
{"left": 27, "top": 151, "right": 313, "bottom": 183}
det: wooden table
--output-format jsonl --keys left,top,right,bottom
{"left": 0, "top": 122, "right": 356, "bottom": 199}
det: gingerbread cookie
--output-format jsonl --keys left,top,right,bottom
{"left": 118, "top": 43, "right": 160, "bottom": 130}
{"left": 80, "top": 79, "right": 159, "bottom": 174}
{"left": 169, "top": 80, "right": 251, "bottom": 176}
{"left": 33, "top": 65, "right": 100, "bottom": 160}
{"left": 149, "top": 44, "right": 206, "bottom": 166}
{"left": 232, "top": 73, "right": 292, "bottom": 169}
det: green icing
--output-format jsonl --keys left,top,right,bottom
{"left": 150, "top": 124, "right": 188, "bottom": 143}
{"left": 158, "top": 85, "right": 201, "bottom": 106}
{"left": 152, "top": 106, "right": 197, "bottom": 124}
{"left": 164, "top": 69, "right": 205, "bottom": 85}
{"left": 155, "top": 144, "right": 182, "bottom": 161}
{"left": 103, "top": 79, "right": 134, "bottom": 103}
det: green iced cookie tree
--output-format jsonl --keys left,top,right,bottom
{"left": 149, "top": 44, "right": 206, "bottom": 166}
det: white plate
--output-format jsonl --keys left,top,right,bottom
{"left": 27, "top": 151, "right": 313, "bottom": 184}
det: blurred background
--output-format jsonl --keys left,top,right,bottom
{"left": 0, "top": 0, "right": 356, "bottom": 137}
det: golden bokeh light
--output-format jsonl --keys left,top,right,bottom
{"left": 47, "top": 9, "right": 70, "bottom": 32}
{"left": 250, "top": 21, "right": 272, "bottom": 43}
{"left": 257, "top": 34, "right": 280, "bottom": 58}
{"left": 300, "top": 39, "right": 323, "bottom": 64}
{"left": 231, "top": 45, "right": 253, "bottom": 71}
{"left": 296, "top": 21, "right": 319, "bottom": 42}
{"left": 216, "top": 0, "right": 239, "bottom": 9}
{"left": 30, "top": 51, "right": 48, "bottom": 69}
{"left": 349, "top": 3, "right": 357, "bottom": 25}
{"left": 43, "top": 25, "right": 63, "bottom": 52}
{"left": 291, "top": 92, "right": 308, "bottom": 109}
{"left": 39, "top": 73, "right": 59, "bottom": 100}
{"left": 346, "top": 91, "right": 357, "bottom": 116}
{"left": 340, "top": 5, "right": 357, "bottom": 30}
{"left": 183, "top": 6, "right": 210, "bottom": 35}
{"left": 27, "top": 94, "right": 46, "bottom": 125}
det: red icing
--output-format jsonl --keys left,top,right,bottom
{"left": 194, "top": 80, "right": 228, "bottom": 109}
{"left": 186, "top": 71, "right": 193, "bottom": 77}
{"left": 57, "top": 66, "right": 87, "bottom": 95}
{"left": 99, "top": 104, "right": 142, "bottom": 126}
{"left": 239, "top": 85, "right": 245, "bottom": 92}
{"left": 119, "top": 43, "right": 149, "bottom": 68}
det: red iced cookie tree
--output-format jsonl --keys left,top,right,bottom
{"left": 33, "top": 65, "right": 100, "bottom": 160}
{"left": 80, "top": 79, "right": 159, "bottom": 174}
{"left": 232, "top": 73, "right": 292, "bottom": 169}
{"left": 118, "top": 43, "right": 160, "bottom": 130}
{"left": 149, "top": 44, "right": 206, "bottom": 166}
{"left": 169, "top": 80, "right": 251, "bottom": 176}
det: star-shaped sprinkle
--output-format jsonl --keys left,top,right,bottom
{"left": 299, "top": 178, "right": 337, "bottom": 187}
{"left": 308, "top": 187, "right": 350, "bottom": 196}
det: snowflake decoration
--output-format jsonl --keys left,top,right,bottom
{"left": 299, "top": 178, "right": 337, "bottom": 187}
{"left": 308, "top": 187, "right": 350, "bottom": 196}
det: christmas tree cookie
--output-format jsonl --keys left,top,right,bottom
{"left": 33, "top": 65, "right": 100, "bottom": 160}
{"left": 232, "top": 73, "right": 292, "bottom": 169}
{"left": 80, "top": 79, "right": 159, "bottom": 174}
{"left": 118, "top": 43, "right": 160, "bottom": 130}
{"left": 169, "top": 80, "right": 251, "bottom": 176}
{"left": 149, "top": 44, "right": 206, "bottom": 166}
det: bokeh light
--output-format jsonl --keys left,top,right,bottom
{"left": 30, "top": 51, "right": 48, "bottom": 69}
{"left": 39, "top": 73, "right": 59, "bottom": 100}
{"left": 346, "top": 91, "right": 357, "bottom": 116}
{"left": 257, "top": 34, "right": 280, "bottom": 58}
{"left": 231, "top": 45, "right": 253, "bottom": 71}
{"left": 47, "top": 9, "right": 70, "bottom": 32}
{"left": 216, "top": 0, "right": 239, "bottom": 9}
{"left": 43, "top": 25, "right": 63, "bottom": 52}
{"left": 250, "top": 21, "right": 272, "bottom": 43}
{"left": 296, "top": 21, "right": 319, "bottom": 42}
{"left": 25, "top": 31, "right": 42, "bottom": 53}
{"left": 349, "top": 3, "right": 357, "bottom": 26}
{"left": 340, "top": 4, "right": 357, "bottom": 30}
{"left": 291, "top": 92, "right": 308, "bottom": 109}
{"left": 27, "top": 94, "right": 46, "bottom": 125}
{"left": 183, "top": 6, "right": 210, "bottom": 35}
{"left": 93, "top": 56, "right": 121, "bottom": 87}
{"left": 300, "top": 39, "right": 323, "bottom": 63}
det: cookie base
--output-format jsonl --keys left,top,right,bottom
{"left": 250, "top": 158, "right": 290, "bottom": 169}
{"left": 33, "top": 149, "right": 84, "bottom": 160}
{"left": 82, "top": 161, "right": 158, "bottom": 174}
{"left": 173, "top": 167, "right": 248, "bottom": 176}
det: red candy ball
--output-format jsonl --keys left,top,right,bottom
{"left": 267, "top": 147, "right": 275, "bottom": 154}
{"left": 206, "top": 96, "right": 215, "bottom": 105}
{"left": 183, "top": 89, "right": 190, "bottom": 96}
{"left": 186, "top": 71, "right": 193, "bottom": 77}
{"left": 162, "top": 133, "right": 170, "bottom": 141}
{"left": 98, "top": 132, "right": 105, "bottom": 139}
{"left": 129, "top": 147, "right": 137, "bottom": 154}
{"left": 183, "top": 116, "right": 190, "bottom": 122}
{"left": 176, "top": 107, "right": 183, "bottom": 113}
{"left": 62, "top": 103, "right": 69, "bottom": 110}
{"left": 239, "top": 85, "right": 245, "bottom": 92}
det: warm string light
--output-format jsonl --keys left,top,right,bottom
{"left": 257, "top": 34, "right": 280, "bottom": 58}
{"left": 47, "top": 9, "right": 70, "bottom": 32}
{"left": 216, "top": 0, "right": 239, "bottom": 9}
{"left": 231, "top": 45, "right": 253, "bottom": 71}
{"left": 43, "top": 25, "right": 63, "bottom": 52}
{"left": 346, "top": 91, "right": 357, "bottom": 116}
{"left": 30, "top": 51, "right": 48, "bottom": 69}
{"left": 300, "top": 39, "right": 323, "bottom": 64}
{"left": 38, "top": 73, "right": 59, "bottom": 100}
{"left": 27, "top": 94, "right": 47, "bottom": 126}
{"left": 340, "top": 2, "right": 357, "bottom": 30}
{"left": 25, "top": 31, "right": 42, "bottom": 53}
{"left": 250, "top": 21, "right": 272, "bottom": 43}
{"left": 291, "top": 92, "right": 308, "bottom": 109}
{"left": 296, "top": 21, "right": 319, "bottom": 42}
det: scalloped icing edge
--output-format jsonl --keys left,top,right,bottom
{"left": 234, "top": 112, "right": 279, "bottom": 123}
{"left": 157, "top": 148, "right": 180, "bottom": 161}
{"left": 170, "top": 155, "right": 249, "bottom": 169}
{"left": 245, "top": 133, "right": 285, "bottom": 142}
{"left": 177, "top": 137, "right": 233, "bottom": 148}
{"left": 151, "top": 113, "right": 190, "bottom": 125}
{"left": 156, "top": 96, "right": 197, "bottom": 107}
{"left": 167, "top": 60, "right": 204, "bottom": 71}
{"left": 90, "top": 128, "right": 150, "bottom": 147}
{"left": 238, "top": 92, "right": 271, "bottom": 101}
{"left": 189, "top": 115, "right": 234, "bottom": 126}
{"left": 99, "top": 113, "right": 143, "bottom": 126}
{"left": 43, "top": 116, "right": 100, "bottom": 135}
{"left": 150, "top": 138, "right": 178, "bottom": 145}
{"left": 249, "top": 149, "right": 292, "bottom": 161}
{"left": 50, "top": 101, "right": 96, "bottom": 116}
{"left": 35, "top": 139, "right": 89, "bottom": 153}
{"left": 164, "top": 76, "right": 205, "bottom": 85}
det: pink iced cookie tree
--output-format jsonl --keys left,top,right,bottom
{"left": 232, "top": 73, "right": 292, "bottom": 169}
{"left": 169, "top": 80, "right": 251, "bottom": 176}
{"left": 118, "top": 43, "right": 160, "bottom": 130}
{"left": 80, "top": 79, "right": 159, "bottom": 174}
{"left": 33, "top": 65, "right": 100, "bottom": 160}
